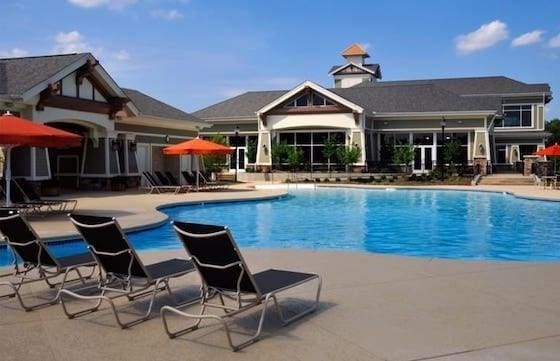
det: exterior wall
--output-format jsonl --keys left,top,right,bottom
{"left": 200, "top": 122, "right": 258, "bottom": 134}
{"left": 333, "top": 74, "right": 371, "bottom": 88}
{"left": 496, "top": 97, "right": 546, "bottom": 132}
{"left": 374, "top": 118, "right": 485, "bottom": 130}
{"left": 114, "top": 123, "right": 198, "bottom": 138}
{"left": 266, "top": 113, "right": 357, "bottom": 130}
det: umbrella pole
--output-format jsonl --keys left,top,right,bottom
{"left": 4, "top": 146, "right": 13, "bottom": 207}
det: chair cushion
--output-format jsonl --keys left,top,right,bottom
{"left": 145, "top": 258, "right": 195, "bottom": 279}
{"left": 252, "top": 269, "right": 317, "bottom": 295}
{"left": 57, "top": 252, "right": 96, "bottom": 268}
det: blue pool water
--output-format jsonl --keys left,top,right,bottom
{"left": 2, "top": 188, "right": 560, "bottom": 265}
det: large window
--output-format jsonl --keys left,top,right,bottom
{"left": 436, "top": 132, "right": 468, "bottom": 164}
{"left": 495, "top": 105, "right": 532, "bottom": 128}
{"left": 277, "top": 131, "right": 345, "bottom": 165}
{"left": 285, "top": 92, "right": 335, "bottom": 108}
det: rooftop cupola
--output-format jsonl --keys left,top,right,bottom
{"left": 341, "top": 43, "right": 370, "bottom": 65}
{"left": 329, "top": 43, "right": 381, "bottom": 88}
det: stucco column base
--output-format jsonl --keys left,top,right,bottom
{"left": 258, "top": 165, "right": 271, "bottom": 173}
{"left": 473, "top": 157, "right": 488, "bottom": 176}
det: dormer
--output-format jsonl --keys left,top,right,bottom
{"left": 329, "top": 43, "right": 382, "bottom": 88}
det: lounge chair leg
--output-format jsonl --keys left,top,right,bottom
{"left": 0, "top": 281, "right": 59, "bottom": 311}
{"left": 271, "top": 275, "right": 322, "bottom": 326}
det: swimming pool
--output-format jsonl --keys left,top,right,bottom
{"left": 1, "top": 188, "right": 560, "bottom": 265}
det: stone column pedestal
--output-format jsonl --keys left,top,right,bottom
{"left": 523, "top": 155, "right": 539, "bottom": 176}
{"left": 473, "top": 157, "right": 488, "bottom": 176}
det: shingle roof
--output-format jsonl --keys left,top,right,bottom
{"left": 355, "top": 76, "right": 551, "bottom": 95}
{"left": 122, "top": 88, "right": 203, "bottom": 123}
{"left": 332, "top": 83, "right": 502, "bottom": 114}
{"left": 0, "top": 53, "right": 88, "bottom": 97}
{"left": 193, "top": 90, "right": 287, "bottom": 120}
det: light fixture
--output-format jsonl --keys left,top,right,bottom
{"left": 165, "top": 135, "right": 171, "bottom": 143}
{"left": 479, "top": 144, "right": 485, "bottom": 155}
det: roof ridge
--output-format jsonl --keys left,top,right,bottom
{"left": 193, "top": 90, "right": 287, "bottom": 115}
{"left": 0, "top": 52, "right": 89, "bottom": 61}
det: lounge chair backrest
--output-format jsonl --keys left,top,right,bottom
{"left": 14, "top": 178, "right": 40, "bottom": 201}
{"left": 165, "top": 171, "right": 180, "bottom": 186}
{"left": 155, "top": 171, "right": 171, "bottom": 186}
{"left": 0, "top": 211, "right": 57, "bottom": 267}
{"left": 143, "top": 172, "right": 160, "bottom": 187}
{"left": 181, "top": 171, "right": 196, "bottom": 186}
{"left": 9, "top": 179, "right": 29, "bottom": 203}
{"left": 70, "top": 214, "right": 149, "bottom": 279}
{"left": 172, "top": 221, "right": 259, "bottom": 295}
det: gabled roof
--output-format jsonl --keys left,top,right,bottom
{"left": 193, "top": 90, "right": 287, "bottom": 120}
{"left": 122, "top": 88, "right": 204, "bottom": 124}
{"left": 328, "top": 63, "right": 381, "bottom": 78}
{"left": 0, "top": 53, "right": 88, "bottom": 97}
{"left": 257, "top": 80, "right": 363, "bottom": 115}
{"left": 342, "top": 43, "right": 369, "bottom": 58}
{"left": 355, "top": 76, "right": 551, "bottom": 97}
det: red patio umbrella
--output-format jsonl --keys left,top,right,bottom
{"left": 163, "top": 137, "right": 232, "bottom": 189}
{"left": 0, "top": 111, "right": 82, "bottom": 206}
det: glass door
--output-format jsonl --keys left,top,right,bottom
{"left": 414, "top": 148, "right": 422, "bottom": 171}
{"left": 413, "top": 146, "right": 434, "bottom": 173}
{"left": 229, "top": 147, "right": 246, "bottom": 173}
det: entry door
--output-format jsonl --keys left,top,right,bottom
{"left": 229, "top": 147, "right": 246, "bottom": 173}
{"left": 413, "top": 147, "right": 433, "bottom": 173}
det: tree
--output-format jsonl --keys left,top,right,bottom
{"left": 245, "top": 138, "right": 258, "bottom": 171}
{"left": 392, "top": 145, "right": 414, "bottom": 174}
{"left": 443, "top": 140, "right": 463, "bottom": 164}
{"left": 202, "top": 134, "right": 229, "bottom": 174}
{"left": 286, "top": 147, "right": 304, "bottom": 172}
{"left": 337, "top": 144, "right": 361, "bottom": 172}
{"left": 271, "top": 141, "right": 290, "bottom": 170}
{"left": 322, "top": 137, "right": 339, "bottom": 174}
{"left": 546, "top": 118, "right": 560, "bottom": 145}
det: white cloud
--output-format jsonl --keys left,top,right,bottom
{"left": 112, "top": 49, "right": 130, "bottom": 61}
{"left": 549, "top": 33, "right": 560, "bottom": 48}
{"left": 67, "top": 0, "right": 137, "bottom": 10}
{"left": 52, "top": 31, "right": 93, "bottom": 54}
{"left": 512, "top": 30, "right": 545, "bottom": 47}
{"left": 151, "top": 9, "right": 183, "bottom": 20}
{"left": 0, "top": 48, "right": 29, "bottom": 58}
{"left": 455, "top": 20, "right": 508, "bottom": 55}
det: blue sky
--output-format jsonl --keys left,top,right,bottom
{"left": 2, "top": 0, "right": 559, "bottom": 118}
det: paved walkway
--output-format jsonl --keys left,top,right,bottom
{"left": 2, "top": 249, "right": 560, "bottom": 361}
{"left": 2, "top": 183, "right": 560, "bottom": 360}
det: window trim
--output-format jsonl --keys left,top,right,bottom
{"left": 496, "top": 103, "right": 534, "bottom": 129}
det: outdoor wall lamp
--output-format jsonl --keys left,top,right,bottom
{"left": 479, "top": 144, "right": 485, "bottom": 155}
{"left": 262, "top": 144, "right": 268, "bottom": 154}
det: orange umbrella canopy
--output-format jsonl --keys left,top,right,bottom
{"left": 163, "top": 138, "right": 233, "bottom": 156}
{"left": 0, "top": 113, "right": 82, "bottom": 148}
{"left": 535, "top": 143, "right": 560, "bottom": 157}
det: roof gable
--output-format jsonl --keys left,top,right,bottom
{"left": 257, "top": 81, "right": 363, "bottom": 115}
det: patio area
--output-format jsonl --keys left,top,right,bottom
{"left": 2, "top": 184, "right": 560, "bottom": 361}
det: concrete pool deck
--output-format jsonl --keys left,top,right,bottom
{"left": 2, "top": 183, "right": 560, "bottom": 360}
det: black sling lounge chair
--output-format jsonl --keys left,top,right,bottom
{"left": 143, "top": 172, "right": 189, "bottom": 194}
{"left": 165, "top": 171, "right": 181, "bottom": 187}
{"left": 155, "top": 171, "right": 172, "bottom": 186}
{"left": 0, "top": 210, "right": 97, "bottom": 311}
{"left": 161, "top": 221, "right": 322, "bottom": 351}
{"left": 14, "top": 178, "right": 77, "bottom": 213}
{"left": 59, "top": 214, "right": 198, "bottom": 329}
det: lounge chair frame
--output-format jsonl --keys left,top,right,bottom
{"left": 161, "top": 223, "right": 322, "bottom": 351}
{"left": 143, "top": 172, "right": 190, "bottom": 194}
{"left": 14, "top": 178, "right": 78, "bottom": 213}
{"left": 0, "top": 211, "right": 97, "bottom": 311}
{"left": 58, "top": 215, "right": 198, "bottom": 329}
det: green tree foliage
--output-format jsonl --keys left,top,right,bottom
{"left": 286, "top": 147, "right": 304, "bottom": 171}
{"left": 392, "top": 145, "right": 414, "bottom": 174}
{"left": 443, "top": 140, "right": 463, "bottom": 164}
{"left": 271, "top": 141, "right": 290, "bottom": 169}
{"left": 202, "top": 134, "right": 229, "bottom": 173}
{"left": 337, "top": 145, "right": 361, "bottom": 172}
{"left": 546, "top": 118, "right": 560, "bottom": 145}
{"left": 322, "top": 137, "right": 339, "bottom": 173}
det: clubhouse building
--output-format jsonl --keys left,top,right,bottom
{"left": 0, "top": 44, "right": 554, "bottom": 191}
{"left": 195, "top": 44, "right": 553, "bottom": 174}
{"left": 0, "top": 53, "right": 208, "bottom": 189}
